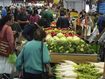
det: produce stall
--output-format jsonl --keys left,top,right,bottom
{"left": 45, "top": 28, "right": 99, "bottom": 63}
{"left": 54, "top": 60, "right": 103, "bottom": 79}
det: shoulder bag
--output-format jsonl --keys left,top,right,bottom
{"left": 41, "top": 41, "right": 55, "bottom": 79}
{"left": 0, "top": 26, "right": 12, "bottom": 57}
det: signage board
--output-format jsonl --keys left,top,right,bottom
{"left": 99, "top": 2, "right": 105, "bottom": 14}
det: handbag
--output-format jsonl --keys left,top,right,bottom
{"left": 8, "top": 52, "right": 17, "bottom": 64}
{"left": 0, "top": 26, "right": 11, "bottom": 57}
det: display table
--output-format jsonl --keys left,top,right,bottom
{"left": 51, "top": 53, "right": 98, "bottom": 63}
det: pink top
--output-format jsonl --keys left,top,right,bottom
{"left": 29, "top": 15, "right": 40, "bottom": 23}
{"left": 0, "top": 25, "right": 15, "bottom": 50}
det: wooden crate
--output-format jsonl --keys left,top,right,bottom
{"left": 51, "top": 53, "right": 98, "bottom": 63}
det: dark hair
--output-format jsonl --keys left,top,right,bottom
{"left": 22, "top": 23, "right": 39, "bottom": 41}
{"left": 34, "top": 25, "right": 46, "bottom": 41}
{"left": 34, "top": 9, "right": 38, "bottom": 15}
{"left": 60, "top": 10, "right": 66, "bottom": 16}
{"left": 0, "top": 14, "right": 12, "bottom": 31}
{"left": 32, "top": 9, "right": 38, "bottom": 16}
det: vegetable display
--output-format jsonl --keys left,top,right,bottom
{"left": 45, "top": 28, "right": 99, "bottom": 54}
{"left": 75, "top": 64, "right": 102, "bottom": 79}
{"left": 54, "top": 61, "right": 102, "bottom": 79}
{"left": 54, "top": 61, "right": 77, "bottom": 79}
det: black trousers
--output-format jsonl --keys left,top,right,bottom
{"left": 23, "top": 72, "right": 43, "bottom": 79}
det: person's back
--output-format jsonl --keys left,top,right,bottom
{"left": 17, "top": 40, "right": 50, "bottom": 73}
{"left": 56, "top": 9, "right": 70, "bottom": 28}
{"left": 56, "top": 16, "right": 70, "bottom": 28}
{"left": 16, "top": 24, "right": 52, "bottom": 79}
{"left": 41, "top": 10, "right": 54, "bottom": 27}
{"left": 97, "top": 14, "right": 105, "bottom": 33}
{"left": 1, "top": 7, "right": 7, "bottom": 18}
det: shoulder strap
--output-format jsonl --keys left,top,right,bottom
{"left": 41, "top": 41, "right": 44, "bottom": 73}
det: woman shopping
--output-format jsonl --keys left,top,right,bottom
{"left": 0, "top": 14, "right": 15, "bottom": 79}
{"left": 16, "top": 23, "right": 52, "bottom": 79}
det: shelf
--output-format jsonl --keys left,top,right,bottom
{"left": 51, "top": 53, "right": 98, "bottom": 63}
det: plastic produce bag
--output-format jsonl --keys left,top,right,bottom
{"left": 98, "top": 32, "right": 105, "bottom": 45}
{"left": 88, "top": 24, "right": 99, "bottom": 43}
{"left": 8, "top": 53, "right": 17, "bottom": 64}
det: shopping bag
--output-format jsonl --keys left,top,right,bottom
{"left": 8, "top": 53, "right": 17, "bottom": 64}
{"left": 88, "top": 24, "right": 99, "bottom": 43}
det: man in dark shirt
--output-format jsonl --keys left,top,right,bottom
{"left": 97, "top": 14, "right": 105, "bottom": 33}
{"left": 56, "top": 10, "right": 70, "bottom": 28}
{"left": 17, "top": 6, "right": 29, "bottom": 30}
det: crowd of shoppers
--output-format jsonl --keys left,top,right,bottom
{"left": 0, "top": 3, "right": 104, "bottom": 79}
{"left": 0, "top": 5, "right": 53, "bottom": 79}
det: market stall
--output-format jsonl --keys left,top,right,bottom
{"left": 54, "top": 60, "right": 103, "bottom": 79}
{"left": 45, "top": 28, "right": 99, "bottom": 63}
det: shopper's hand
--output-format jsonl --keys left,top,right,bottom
{"left": 48, "top": 71, "right": 53, "bottom": 77}
{"left": 26, "top": 20, "right": 29, "bottom": 23}
{"left": 18, "top": 71, "right": 23, "bottom": 78}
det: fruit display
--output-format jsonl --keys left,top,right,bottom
{"left": 45, "top": 28, "right": 99, "bottom": 54}
{"left": 54, "top": 60, "right": 102, "bottom": 79}
{"left": 45, "top": 28, "right": 76, "bottom": 37}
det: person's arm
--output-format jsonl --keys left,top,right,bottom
{"left": 18, "top": 20, "right": 29, "bottom": 24}
{"left": 6, "top": 26, "right": 15, "bottom": 50}
{"left": 94, "top": 27, "right": 105, "bottom": 43}
{"left": 45, "top": 64, "right": 53, "bottom": 76}
{"left": 16, "top": 48, "right": 24, "bottom": 72}
{"left": 43, "top": 43, "right": 51, "bottom": 64}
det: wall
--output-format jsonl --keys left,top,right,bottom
{"left": 0, "top": 0, "right": 12, "bottom": 7}
{"left": 63, "top": 0, "right": 86, "bottom": 12}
